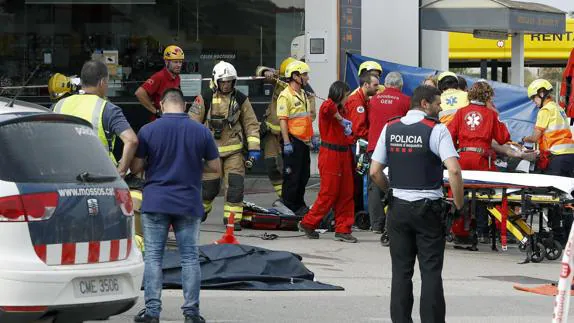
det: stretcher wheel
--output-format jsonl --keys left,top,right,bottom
{"left": 354, "top": 211, "right": 370, "bottom": 230}
{"left": 545, "top": 240, "right": 563, "bottom": 261}
{"left": 445, "top": 233, "right": 454, "bottom": 242}
{"left": 530, "top": 242, "right": 547, "bottom": 263}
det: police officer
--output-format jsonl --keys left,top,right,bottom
{"left": 255, "top": 57, "right": 316, "bottom": 199}
{"left": 53, "top": 60, "right": 138, "bottom": 178}
{"left": 189, "top": 61, "right": 261, "bottom": 230}
{"left": 369, "top": 85, "right": 464, "bottom": 323}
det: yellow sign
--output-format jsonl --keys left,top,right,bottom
{"left": 449, "top": 18, "right": 574, "bottom": 61}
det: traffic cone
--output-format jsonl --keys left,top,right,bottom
{"left": 214, "top": 212, "right": 239, "bottom": 245}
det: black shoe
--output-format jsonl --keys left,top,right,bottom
{"left": 294, "top": 206, "right": 310, "bottom": 217}
{"left": 334, "top": 233, "right": 358, "bottom": 243}
{"left": 380, "top": 231, "right": 390, "bottom": 247}
{"left": 223, "top": 218, "right": 242, "bottom": 231}
{"left": 298, "top": 221, "right": 319, "bottom": 239}
{"left": 185, "top": 315, "right": 206, "bottom": 323}
{"left": 134, "top": 309, "right": 159, "bottom": 323}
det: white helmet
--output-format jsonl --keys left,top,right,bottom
{"left": 212, "top": 61, "right": 237, "bottom": 88}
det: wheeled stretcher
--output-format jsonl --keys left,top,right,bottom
{"left": 444, "top": 170, "right": 574, "bottom": 263}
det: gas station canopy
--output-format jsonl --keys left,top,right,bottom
{"left": 421, "top": 0, "right": 566, "bottom": 35}
{"left": 420, "top": 0, "right": 567, "bottom": 86}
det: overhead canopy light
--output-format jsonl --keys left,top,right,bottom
{"left": 473, "top": 29, "right": 509, "bottom": 40}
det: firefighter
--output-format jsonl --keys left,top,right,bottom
{"left": 437, "top": 71, "right": 469, "bottom": 125}
{"left": 298, "top": 80, "right": 357, "bottom": 243}
{"left": 53, "top": 60, "right": 138, "bottom": 178}
{"left": 447, "top": 81, "right": 511, "bottom": 171}
{"left": 523, "top": 79, "right": 574, "bottom": 245}
{"left": 277, "top": 60, "right": 314, "bottom": 215}
{"left": 523, "top": 79, "right": 574, "bottom": 177}
{"left": 357, "top": 61, "right": 385, "bottom": 93}
{"left": 189, "top": 61, "right": 261, "bottom": 231}
{"left": 255, "top": 57, "right": 316, "bottom": 199}
{"left": 135, "top": 45, "right": 184, "bottom": 120}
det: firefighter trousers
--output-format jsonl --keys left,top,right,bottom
{"left": 202, "top": 152, "right": 245, "bottom": 222}
{"left": 301, "top": 149, "right": 354, "bottom": 233}
{"left": 263, "top": 132, "right": 283, "bottom": 198}
{"left": 282, "top": 137, "right": 310, "bottom": 213}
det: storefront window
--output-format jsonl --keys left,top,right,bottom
{"left": 0, "top": 0, "right": 305, "bottom": 102}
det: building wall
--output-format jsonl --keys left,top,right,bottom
{"left": 361, "top": 0, "right": 420, "bottom": 67}
{"left": 304, "top": 0, "right": 338, "bottom": 101}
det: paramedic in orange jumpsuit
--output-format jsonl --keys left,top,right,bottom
{"left": 298, "top": 81, "right": 358, "bottom": 243}
{"left": 447, "top": 81, "right": 511, "bottom": 171}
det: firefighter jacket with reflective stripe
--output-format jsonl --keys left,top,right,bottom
{"left": 255, "top": 66, "right": 316, "bottom": 135}
{"left": 535, "top": 101, "right": 574, "bottom": 155}
{"left": 386, "top": 117, "right": 443, "bottom": 190}
{"left": 276, "top": 85, "right": 314, "bottom": 143}
{"left": 439, "top": 89, "right": 469, "bottom": 125}
{"left": 53, "top": 94, "right": 117, "bottom": 164}
{"left": 189, "top": 90, "right": 260, "bottom": 157}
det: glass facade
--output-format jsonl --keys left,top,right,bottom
{"left": 0, "top": 0, "right": 305, "bottom": 104}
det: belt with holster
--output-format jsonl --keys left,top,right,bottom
{"left": 321, "top": 141, "right": 349, "bottom": 152}
{"left": 457, "top": 147, "right": 485, "bottom": 154}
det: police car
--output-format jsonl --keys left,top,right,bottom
{"left": 0, "top": 97, "right": 144, "bottom": 323}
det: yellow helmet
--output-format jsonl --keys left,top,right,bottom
{"left": 527, "top": 79, "right": 553, "bottom": 98}
{"left": 437, "top": 71, "right": 457, "bottom": 82}
{"left": 358, "top": 61, "right": 382, "bottom": 76}
{"left": 285, "top": 60, "right": 310, "bottom": 79}
{"left": 48, "top": 73, "right": 74, "bottom": 101}
{"left": 163, "top": 45, "right": 184, "bottom": 60}
{"left": 280, "top": 57, "right": 297, "bottom": 77}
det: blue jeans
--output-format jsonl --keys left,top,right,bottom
{"left": 142, "top": 213, "right": 201, "bottom": 318}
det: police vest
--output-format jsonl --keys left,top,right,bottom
{"left": 386, "top": 117, "right": 443, "bottom": 190}
{"left": 53, "top": 94, "right": 117, "bottom": 164}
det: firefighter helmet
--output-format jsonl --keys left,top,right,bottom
{"left": 48, "top": 73, "right": 75, "bottom": 101}
{"left": 163, "top": 45, "right": 184, "bottom": 60}
{"left": 284, "top": 60, "right": 310, "bottom": 79}
{"left": 358, "top": 61, "right": 382, "bottom": 76}
{"left": 280, "top": 57, "right": 297, "bottom": 77}
{"left": 527, "top": 79, "right": 553, "bottom": 98}
{"left": 212, "top": 61, "right": 237, "bottom": 90}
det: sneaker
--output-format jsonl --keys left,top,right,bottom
{"left": 134, "top": 309, "right": 159, "bottom": 323}
{"left": 334, "top": 232, "right": 358, "bottom": 243}
{"left": 223, "top": 218, "right": 242, "bottom": 231}
{"left": 298, "top": 221, "right": 319, "bottom": 239}
{"left": 185, "top": 315, "right": 206, "bottom": 323}
{"left": 372, "top": 229, "right": 383, "bottom": 234}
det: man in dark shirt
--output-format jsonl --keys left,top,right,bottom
{"left": 131, "top": 88, "right": 221, "bottom": 323}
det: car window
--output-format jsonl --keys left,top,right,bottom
{"left": 0, "top": 120, "right": 119, "bottom": 182}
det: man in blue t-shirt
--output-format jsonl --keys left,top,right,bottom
{"left": 131, "top": 88, "right": 220, "bottom": 323}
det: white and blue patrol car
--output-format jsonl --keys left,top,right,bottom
{"left": 0, "top": 97, "right": 143, "bottom": 323}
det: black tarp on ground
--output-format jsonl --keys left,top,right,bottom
{"left": 146, "top": 244, "right": 344, "bottom": 291}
